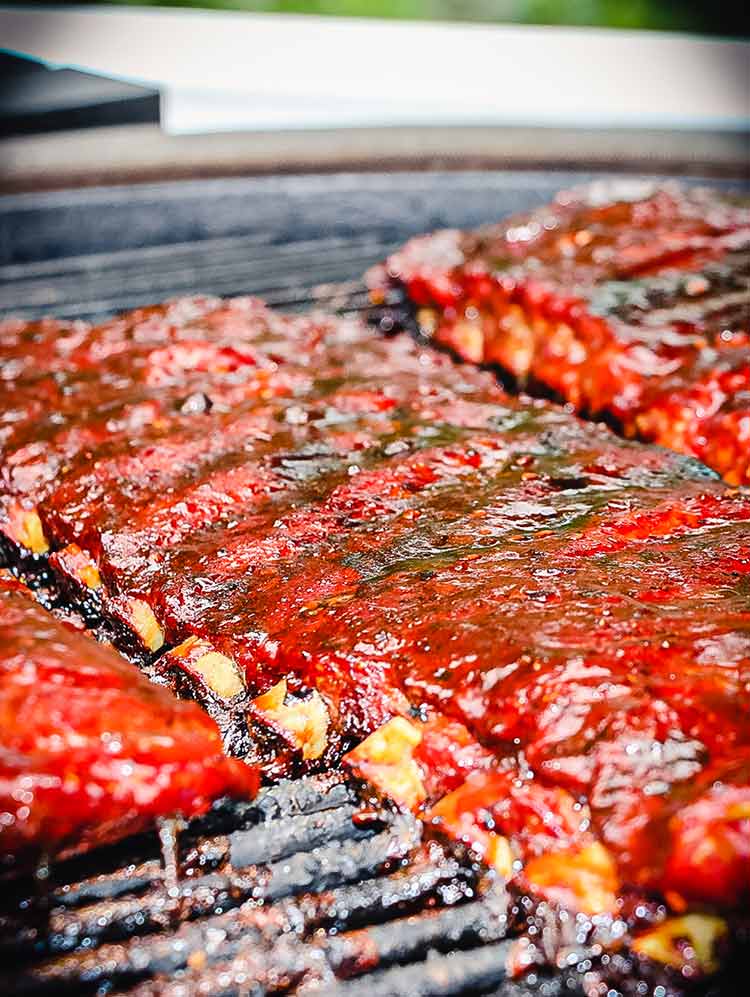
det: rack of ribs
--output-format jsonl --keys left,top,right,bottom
{"left": 1, "top": 296, "right": 747, "bottom": 978}
{"left": 0, "top": 575, "right": 258, "bottom": 875}
{"left": 369, "top": 182, "right": 750, "bottom": 484}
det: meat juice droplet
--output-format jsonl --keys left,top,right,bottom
{"left": 158, "top": 817, "right": 184, "bottom": 898}
{"left": 34, "top": 853, "right": 50, "bottom": 884}
{"left": 32, "top": 852, "right": 52, "bottom": 931}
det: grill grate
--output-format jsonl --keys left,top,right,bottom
{"left": 2, "top": 170, "right": 746, "bottom": 324}
{"left": 3, "top": 776, "right": 547, "bottom": 997}
{"left": 0, "top": 231, "right": 387, "bottom": 322}
{"left": 7, "top": 775, "right": 736, "bottom": 997}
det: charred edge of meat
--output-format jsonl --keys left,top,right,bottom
{"left": 155, "top": 658, "right": 253, "bottom": 761}
{"left": 0, "top": 533, "right": 166, "bottom": 662}
{"left": 1, "top": 530, "right": 186, "bottom": 668}
{"left": 152, "top": 656, "right": 339, "bottom": 778}
{"left": 0, "top": 533, "right": 61, "bottom": 607}
{"left": 3, "top": 534, "right": 358, "bottom": 782}
{"left": 250, "top": 680, "right": 331, "bottom": 763}
{"left": 372, "top": 282, "right": 595, "bottom": 437}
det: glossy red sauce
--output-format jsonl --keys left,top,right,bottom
{"left": 0, "top": 580, "right": 258, "bottom": 872}
{"left": 374, "top": 183, "right": 750, "bottom": 483}
{"left": 1, "top": 296, "right": 748, "bottom": 916}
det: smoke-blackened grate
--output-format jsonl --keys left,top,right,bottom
{"left": 3, "top": 775, "right": 545, "bottom": 997}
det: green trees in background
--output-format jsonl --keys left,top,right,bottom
{"left": 77, "top": 0, "right": 745, "bottom": 38}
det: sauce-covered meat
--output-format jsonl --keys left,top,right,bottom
{"left": 0, "top": 580, "right": 258, "bottom": 873}
{"left": 370, "top": 183, "right": 750, "bottom": 483}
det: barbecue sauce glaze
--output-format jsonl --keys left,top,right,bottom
{"left": 1, "top": 289, "right": 748, "bottom": 931}
{"left": 372, "top": 183, "right": 750, "bottom": 484}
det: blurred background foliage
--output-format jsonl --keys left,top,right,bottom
{"left": 75, "top": 2, "right": 748, "bottom": 38}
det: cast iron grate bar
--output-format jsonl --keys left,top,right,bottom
{"left": 0, "top": 232, "right": 396, "bottom": 321}
{"left": 321, "top": 889, "right": 511, "bottom": 978}
{"left": 324, "top": 939, "right": 516, "bottom": 997}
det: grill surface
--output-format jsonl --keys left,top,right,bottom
{"left": 3, "top": 776, "right": 540, "bottom": 997}
{"left": 3, "top": 776, "right": 743, "bottom": 997}
{"left": 1, "top": 170, "right": 747, "bottom": 322}
{"left": 1, "top": 169, "right": 748, "bottom": 996}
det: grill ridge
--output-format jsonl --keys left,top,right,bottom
{"left": 3, "top": 776, "right": 532, "bottom": 997}
{"left": 0, "top": 232, "right": 392, "bottom": 321}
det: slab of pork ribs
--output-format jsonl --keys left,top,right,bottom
{"left": 0, "top": 574, "right": 258, "bottom": 875}
{"left": 369, "top": 182, "right": 750, "bottom": 484}
{"left": 1, "top": 295, "right": 748, "bottom": 979}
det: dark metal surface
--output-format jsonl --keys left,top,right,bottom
{"left": 0, "top": 53, "right": 160, "bottom": 140}
{"left": 2, "top": 776, "right": 535, "bottom": 997}
{"left": 4, "top": 775, "right": 734, "bottom": 996}
{"left": 1, "top": 170, "right": 747, "bottom": 320}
